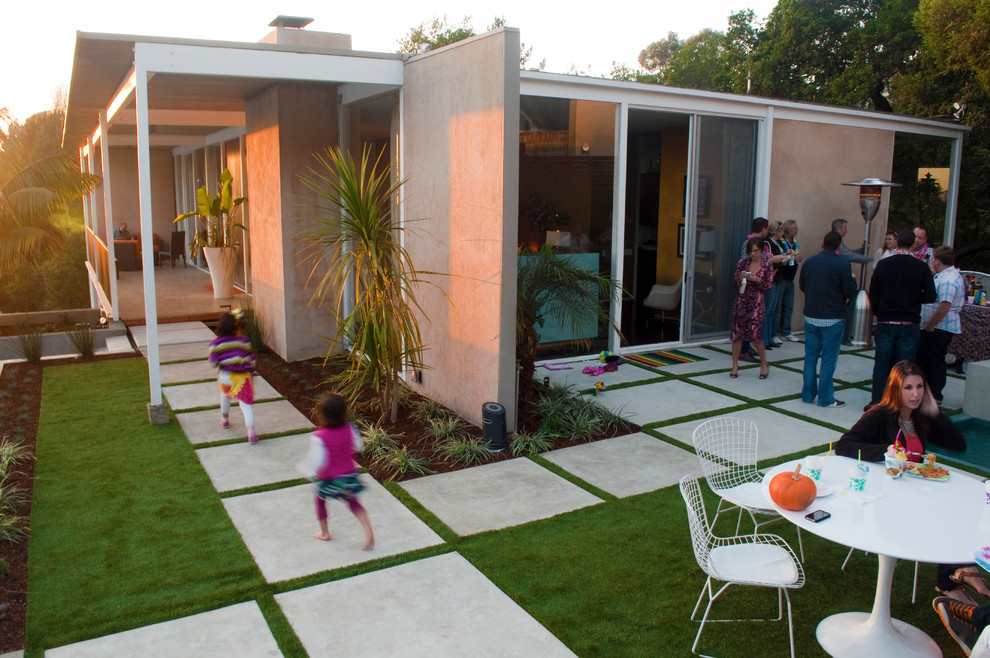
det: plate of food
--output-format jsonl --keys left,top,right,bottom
{"left": 905, "top": 463, "right": 950, "bottom": 481}
{"left": 816, "top": 484, "right": 833, "bottom": 497}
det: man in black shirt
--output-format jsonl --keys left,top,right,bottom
{"left": 866, "top": 228, "right": 936, "bottom": 407}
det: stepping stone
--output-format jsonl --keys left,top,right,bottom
{"left": 657, "top": 407, "right": 842, "bottom": 461}
{"left": 692, "top": 366, "right": 804, "bottom": 402}
{"left": 177, "top": 399, "right": 312, "bottom": 444}
{"left": 831, "top": 352, "right": 875, "bottom": 385}
{"left": 143, "top": 340, "right": 214, "bottom": 363}
{"left": 130, "top": 322, "right": 216, "bottom": 349}
{"left": 105, "top": 335, "right": 135, "bottom": 353}
{"left": 45, "top": 601, "right": 280, "bottom": 657}
{"left": 542, "top": 432, "right": 702, "bottom": 497}
{"left": 400, "top": 458, "right": 602, "bottom": 536}
{"left": 165, "top": 377, "right": 280, "bottom": 411}
{"left": 161, "top": 360, "right": 215, "bottom": 385}
{"left": 773, "top": 388, "right": 874, "bottom": 431}
{"left": 197, "top": 432, "right": 311, "bottom": 492}
{"left": 223, "top": 481, "right": 443, "bottom": 583}
{"left": 276, "top": 552, "right": 575, "bottom": 657}
{"left": 592, "top": 379, "right": 739, "bottom": 426}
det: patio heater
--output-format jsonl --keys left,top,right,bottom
{"left": 840, "top": 178, "right": 901, "bottom": 346}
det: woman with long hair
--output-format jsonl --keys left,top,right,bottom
{"left": 836, "top": 361, "right": 981, "bottom": 603}
{"left": 730, "top": 236, "right": 773, "bottom": 379}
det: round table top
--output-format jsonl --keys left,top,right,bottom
{"left": 763, "top": 455, "right": 990, "bottom": 564}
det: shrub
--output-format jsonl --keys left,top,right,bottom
{"left": 410, "top": 397, "right": 454, "bottom": 424}
{"left": 423, "top": 416, "right": 469, "bottom": 444}
{"left": 68, "top": 323, "right": 95, "bottom": 358}
{"left": 510, "top": 432, "right": 553, "bottom": 456}
{"left": 16, "top": 327, "right": 44, "bottom": 364}
{"left": 358, "top": 422, "right": 399, "bottom": 459}
{"left": 372, "top": 445, "right": 432, "bottom": 482}
{"left": 437, "top": 436, "right": 490, "bottom": 466}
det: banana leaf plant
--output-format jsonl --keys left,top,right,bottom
{"left": 173, "top": 168, "right": 246, "bottom": 259}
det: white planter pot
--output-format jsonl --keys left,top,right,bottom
{"left": 203, "top": 246, "right": 238, "bottom": 298}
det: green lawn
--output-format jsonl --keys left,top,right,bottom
{"left": 23, "top": 358, "right": 968, "bottom": 657}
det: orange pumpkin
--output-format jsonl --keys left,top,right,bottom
{"left": 768, "top": 464, "right": 817, "bottom": 511}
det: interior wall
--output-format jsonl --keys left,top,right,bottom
{"left": 656, "top": 126, "right": 688, "bottom": 284}
{"left": 402, "top": 28, "right": 520, "bottom": 429}
{"left": 245, "top": 82, "right": 339, "bottom": 361}
{"left": 768, "top": 119, "right": 895, "bottom": 333}
{"left": 102, "top": 146, "right": 176, "bottom": 241}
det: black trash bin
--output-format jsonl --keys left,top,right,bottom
{"left": 482, "top": 402, "right": 507, "bottom": 452}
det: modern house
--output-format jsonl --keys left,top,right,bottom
{"left": 63, "top": 19, "right": 968, "bottom": 430}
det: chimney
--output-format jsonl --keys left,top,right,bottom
{"left": 260, "top": 16, "right": 352, "bottom": 50}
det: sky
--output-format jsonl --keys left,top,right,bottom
{"left": 2, "top": 0, "right": 779, "bottom": 123}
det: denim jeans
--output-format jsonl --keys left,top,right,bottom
{"left": 802, "top": 320, "right": 844, "bottom": 406}
{"left": 916, "top": 328, "right": 954, "bottom": 401}
{"left": 871, "top": 323, "right": 920, "bottom": 404}
{"left": 762, "top": 283, "right": 782, "bottom": 344}
{"left": 776, "top": 279, "right": 795, "bottom": 336}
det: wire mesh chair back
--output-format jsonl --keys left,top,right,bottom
{"left": 680, "top": 475, "right": 715, "bottom": 572}
{"left": 691, "top": 417, "right": 762, "bottom": 493}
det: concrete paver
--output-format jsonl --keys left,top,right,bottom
{"left": 130, "top": 322, "right": 217, "bottom": 348}
{"left": 177, "top": 399, "right": 313, "bottom": 444}
{"left": 774, "top": 388, "right": 874, "bottom": 429}
{"left": 401, "top": 458, "right": 603, "bottom": 536}
{"left": 542, "top": 358, "right": 662, "bottom": 390}
{"left": 143, "top": 340, "right": 214, "bottom": 363}
{"left": 592, "top": 379, "right": 741, "bottom": 426}
{"left": 275, "top": 552, "right": 575, "bottom": 657}
{"left": 196, "top": 432, "right": 311, "bottom": 492}
{"left": 165, "top": 377, "right": 280, "bottom": 411}
{"left": 656, "top": 407, "right": 843, "bottom": 460}
{"left": 692, "top": 366, "right": 804, "bottom": 401}
{"left": 45, "top": 602, "right": 281, "bottom": 657}
{"left": 223, "top": 480, "right": 444, "bottom": 583}
{"left": 161, "top": 359, "right": 216, "bottom": 384}
{"left": 542, "top": 432, "right": 702, "bottom": 497}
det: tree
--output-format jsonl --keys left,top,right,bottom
{"left": 299, "top": 145, "right": 448, "bottom": 423}
{"left": 916, "top": 0, "right": 990, "bottom": 93}
{"left": 516, "top": 246, "right": 622, "bottom": 403}
{"left": 397, "top": 15, "right": 540, "bottom": 68}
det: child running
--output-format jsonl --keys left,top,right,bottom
{"left": 302, "top": 393, "right": 374, "bottom": 550}
{"left": 207, "top": 311, "right": 258, "bottom": 444}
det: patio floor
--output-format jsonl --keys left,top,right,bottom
{"left": 38, "top": 323, "right": 976, "bottom": 656}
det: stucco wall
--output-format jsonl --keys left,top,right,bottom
{"left": 245, "top": 83, "right": 338, "bottom": 361}
{"left": 768, "top": 119, "right": 894, "bottom": 334}
{"left": 402, "top": 29, "right": 521, "bottom": 429}
{"left": 96, "top": 146, "right": 176, "bottom": 241}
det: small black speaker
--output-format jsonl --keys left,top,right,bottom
{"left": 482, "top": 402, "right": 507, "bottom": 452}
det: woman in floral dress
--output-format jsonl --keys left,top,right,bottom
{"left": 730, "top": 236, "right": 774, "bottom": 378}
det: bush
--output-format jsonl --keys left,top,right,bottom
{"left": 68, "top": 323, "right": 95, "bottom": 358}
{"left": 16, "top": 327, "right": 44, "bottom": 364}
{"left": 437, "top": 436, "right": 490, "bottom": 466}
{"left": 42, "top": 219, "right": 89, "bottom": 310}
{"left": 510, "top": 432, "right": 552, "bottom": 456}
{"left": 372, "top": 445, "right": 432, "bottom": 482}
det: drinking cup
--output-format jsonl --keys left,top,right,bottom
{"left": 805, "top": 456, "right": 824, "bottom": 481}
{"left": 848, "top": 465, "right": 868, "bottom": 492}
{"left": 885, "top": 454, "right": 907, "bottom": 479}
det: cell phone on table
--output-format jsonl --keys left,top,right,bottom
{"left": 805, "top": 509, "right": 831, "bottom": 523}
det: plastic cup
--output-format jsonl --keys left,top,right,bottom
{"left": 848, "top": 465, "right": 868, "bottom": 492}
{"left": 985, "top": 480, "right": 990, "bottom": 506}
{"left": 885, "top": 454, "right": 907, "bottom": 479}
{"left": 805, "top": 456, "right": 824, "bottom": 481}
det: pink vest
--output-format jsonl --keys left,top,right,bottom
{"left": 314, "top": 425, "right": 359, "bottom": 481}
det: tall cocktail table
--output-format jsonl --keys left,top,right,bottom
{"left": 763, "top": 455, "right": 990, "bottom": 657}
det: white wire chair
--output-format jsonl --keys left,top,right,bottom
{"left": 691, "top": 417, "right": 804, "bottom": 561}
{"left": 680, "top": 475, "right": 805, "bottom": 658}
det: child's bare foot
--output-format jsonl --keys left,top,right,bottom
{"left": 313, "top": 531, "right": 331, "bottom": 541}
{"left": 361, "top": 536, "right": 375, "bottom": 551}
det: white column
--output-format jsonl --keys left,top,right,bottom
{"left": 134, "top": 66, "right": 166, "bottom": 419}
{"left": 610, "top": 102, "right": 628, "bottom": 353}
{"left": 944, "top": 135, "right": 963, "bottom": 247}
{"left": 81, "top": 146, "right": 98, "bottom": 309}
{"left": 99, "top": 112, "right": 120, "bottom": 319}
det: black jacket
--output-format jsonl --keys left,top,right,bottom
{"left": 836, "top": 408, "right": 966, "bottom": 462}
{"left": 799, "top": 250, "right": 858, "bottom": 320}
{"left": 868, "top": 254, "right": 936, "bottom": 323}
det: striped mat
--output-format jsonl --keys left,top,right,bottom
{"left": 623, "top": 349, "right": 707, "bottom": 369}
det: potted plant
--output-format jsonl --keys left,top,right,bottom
{"left": 173, "top": 169, "right": 245, "bottom": 298}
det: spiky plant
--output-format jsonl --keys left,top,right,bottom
{"left": 510, "top": 432, "right": 553, "bottom": 456}
{"left": 437, "top": 436, "right": 490, "bottom": 466}
{"left": 373, "top": 445, "right": 433, "bottom": 482}
{"left": 299, "top": 145, "right": 449, "bottom": 423}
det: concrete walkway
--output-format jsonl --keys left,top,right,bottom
{"left": 44, "top": 324, "right": 970, "bottom": 656}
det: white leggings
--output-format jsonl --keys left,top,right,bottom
{"left": 221, "top": 395, "right": 254, "bottom": 429}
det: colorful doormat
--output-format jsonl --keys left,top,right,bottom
{"left": 623, "top": 349, "right": 708, "bottom": 369}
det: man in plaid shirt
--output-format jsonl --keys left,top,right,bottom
{"left": 917, "top": 246, "right": 965, "bottom": 404}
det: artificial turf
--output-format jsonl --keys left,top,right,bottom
{"left": 21, "top": 357, "right": 971, "bottom": 657}
{"left": 24, "top": 359, "right": 270, "bottom": 653}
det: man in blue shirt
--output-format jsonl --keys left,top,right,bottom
{"left": 916, "top": 246, "right": 965, "bottom": 404}
{"left": 799, "top": 231, "right": 858, "bottom": 407}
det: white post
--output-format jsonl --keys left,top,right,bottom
{"left": 99, "top": 111, "right": 120, "bottom": 319}
{"left": 134, "top": 66, "right": 167, "bottom": 423}
{"left": 944, "top": 135, "right": 963, "bottom": 247}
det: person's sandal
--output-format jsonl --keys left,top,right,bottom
{"left": 950, "top": 568, "right": 990, "bottom": 598}
{"left": 729, "top": 370, "right": 738, "bottom": 379}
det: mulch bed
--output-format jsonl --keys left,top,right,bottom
{"left": 0, "top": 346, "right": 637, "bottom": 653}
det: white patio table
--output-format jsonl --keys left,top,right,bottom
{"left": 763, "top": 455, "right": 990, "bottom": 657}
